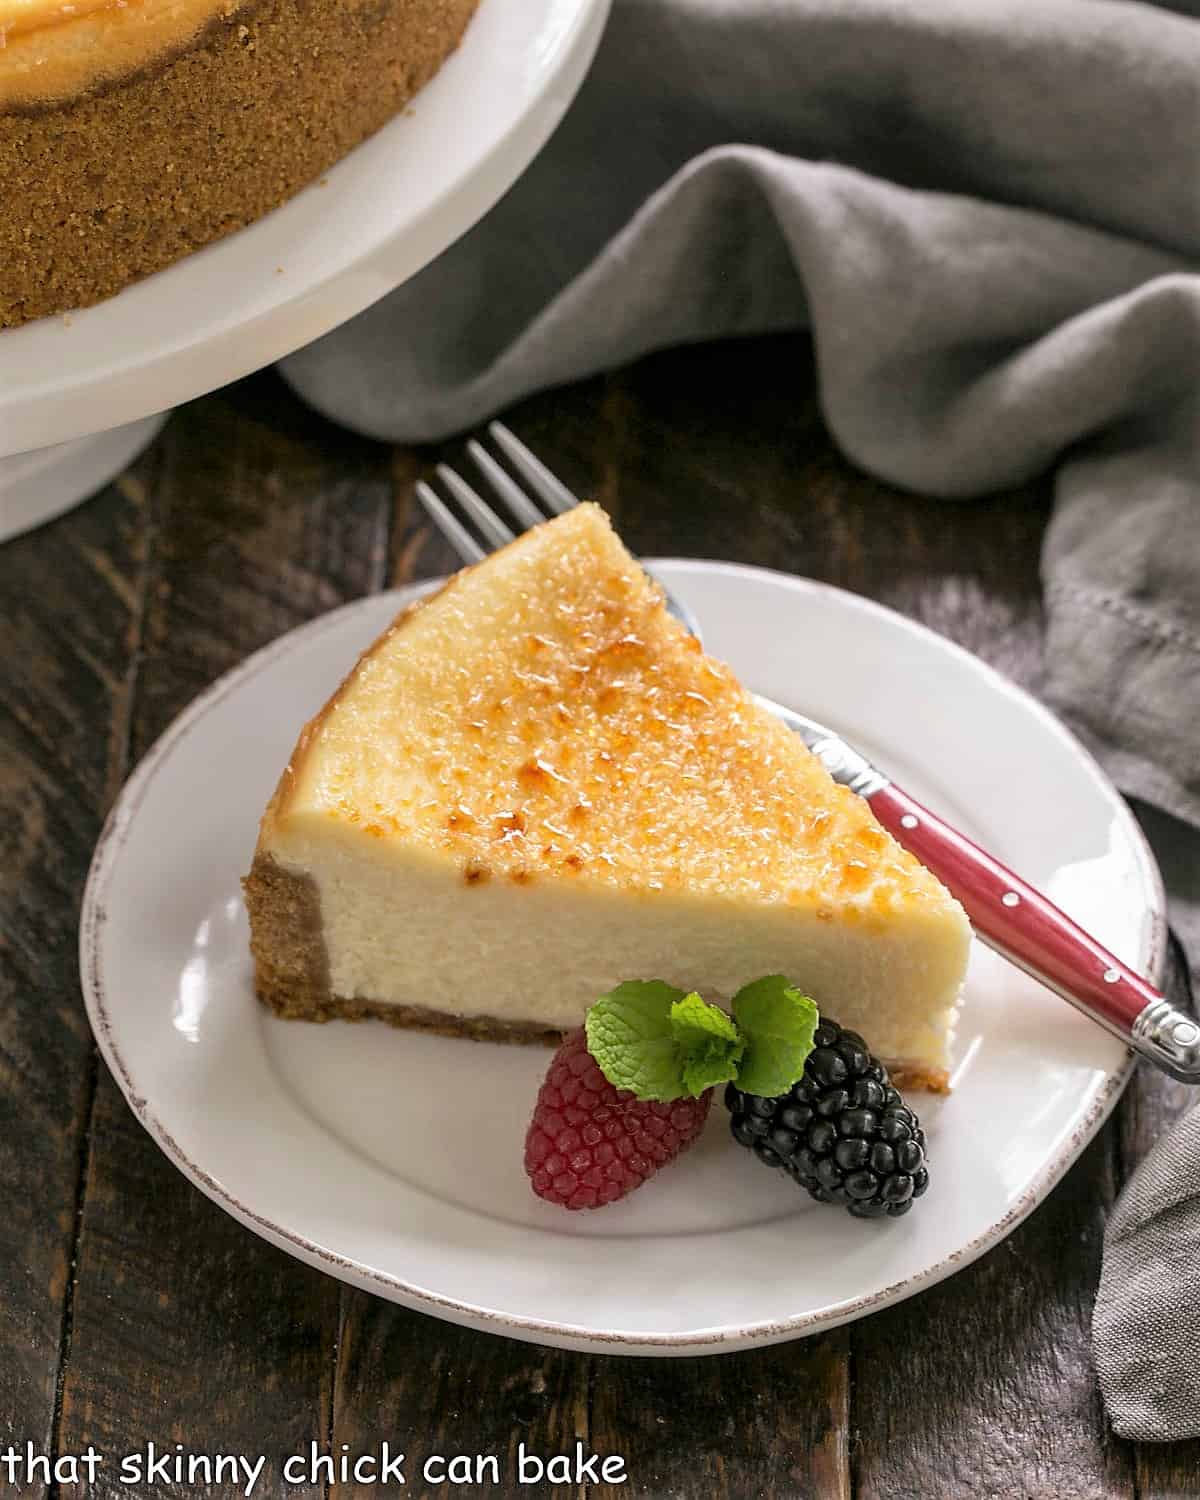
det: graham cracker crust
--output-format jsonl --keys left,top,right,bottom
{"left": 1, "top": 0, "right": 478, "bottom": 327}
{"left": 258, "top": 989, "right": 565, "bottom": 1045}
{"left": 882, "top": 1062, "right": 949, "bottom": 1095}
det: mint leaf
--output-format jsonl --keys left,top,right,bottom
{"left": 681, "top": 1046, "right": 743, "bottom": 1097}
{"left": 670, "top": 992, "right": 744, "bottom": 1096}
{"left": 586, "top": 980, "right": 689, "bottom": 1100}
{"left": 670, "top": 991, "right": 740, "bottom": 1049}
{"left": 732, "top": 975, "right": 819, "bottom": 1097}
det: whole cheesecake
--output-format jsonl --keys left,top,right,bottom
{"left": 0, "top": 0, "right": 478, "bottom": 328}
{"left": 244, "top": 504, "right": 972, "bottom": 1091}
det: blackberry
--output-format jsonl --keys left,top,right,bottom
{"left": 725, "top": 1017, "right": 929, "bottom": 1219}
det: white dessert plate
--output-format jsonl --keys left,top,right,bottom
{"left": 80, "top": 563, "right": 1163, "bottom": 1355}
{"left": 0, "top": 0, "right": 609, "bottom": 455}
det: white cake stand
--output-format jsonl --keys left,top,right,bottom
{"left": 0, "top": 0, "right": 609, "bottom": 543}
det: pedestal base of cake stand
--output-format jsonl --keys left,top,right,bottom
{"left": 0, "top": 412, "right": 169, "bottom": 545}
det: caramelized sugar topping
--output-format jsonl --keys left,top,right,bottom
{"left": 285, "top": 506, "right": 952, "bottom": 915}
{"left": 0, "top": 0, "right": 135, "bottom": 40}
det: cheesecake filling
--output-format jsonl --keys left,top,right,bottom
{"left": 267, "top": 826, "right": 966, "bottom": 1084}
{"left": 0, "top": 0, "right": 236, "bottom": 107}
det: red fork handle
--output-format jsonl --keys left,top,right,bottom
{"left": 867, "top": 782, "right": 1200, "bottom": 1082}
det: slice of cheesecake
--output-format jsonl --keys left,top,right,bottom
{"left": 245, "top": 504, "right": 971, "bottom": 1090}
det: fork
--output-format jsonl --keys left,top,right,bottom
{"left": 416, "top": 422, "right": 1199, "bottom": 1083}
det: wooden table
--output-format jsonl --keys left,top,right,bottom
{"left": 2, "top": 334, "right": 1196, "bottom": 1499}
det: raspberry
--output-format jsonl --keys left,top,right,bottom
{"left": 524, "top": 1029, "right": 712, "bottom": 1210}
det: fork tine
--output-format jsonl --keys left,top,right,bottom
{"left": 415, "top": 480, "right": 486, "bottom": 565}
{"left": 466, "top": 440, "right": 546, "bottom": 531}
{"left": 435, "top": 463, "right": 516, "bottom": 549}
{"left": 489, "top": 421, "right": 579, "bottom": 516}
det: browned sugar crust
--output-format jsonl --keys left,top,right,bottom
{"left": 243, "top": 854, "right": 950, "bottom": 1089}
{"left": 0, "top": 0, "right": 478, "bottom": 327}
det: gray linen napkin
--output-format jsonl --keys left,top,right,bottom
{"left": 281, "top": 0, "right": 1200, "bottom": 1435}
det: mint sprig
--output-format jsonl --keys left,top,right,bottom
{"left": 585, "top": 975, "right": 819, "bottom": 1102}
{"left": 670, "top": 992, "right": 745, "bottom": 1096}
{"left": 585, "top": 982, "right": 744, "bottom": 1101}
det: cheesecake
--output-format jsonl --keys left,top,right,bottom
{"left": 0, "top": 0, "right": 478, "bottom": 328}
{"left": 244, "top": 505, "right": 972, "bottom": 1090}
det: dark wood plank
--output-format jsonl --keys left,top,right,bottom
{"left": 54, "top": 373, "right": 393, "bottom": 1498}
{"left": 588, "top": 1336, "right": 851, "bottom": 1500}
{"left": 0, "top": 467, "right": 150, "bottom": 1494}
{"left": 328, "top": 1300, "right": 591, "bottom": 1500}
